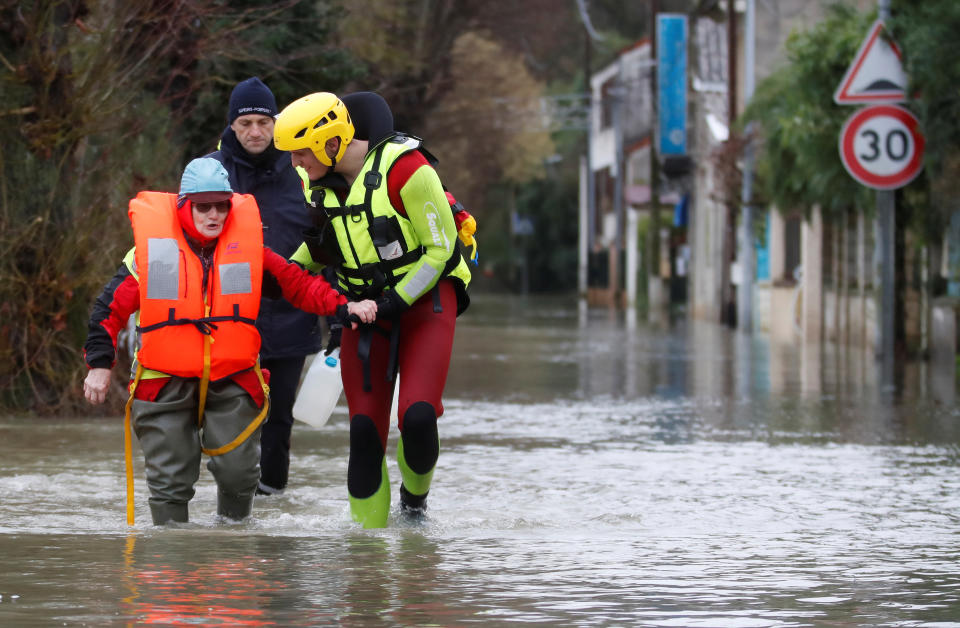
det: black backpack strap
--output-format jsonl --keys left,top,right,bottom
{"left": 361, "top": 142, "right": 387, "bottom": 226}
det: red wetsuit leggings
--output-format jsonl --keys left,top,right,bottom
{"left": 340, "top": 279, "right": 458, "bottom": 450}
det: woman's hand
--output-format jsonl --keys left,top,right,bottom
{"left": 83, "top": 368, "right": 112, "bottom": 405}
{"left": 346, "top": 299, "right": 378, "bottom": 328}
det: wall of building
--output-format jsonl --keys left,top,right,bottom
{"left": 737, "top": 0, "right": 879, "bottom": 342}
{"left": 689, "top": 13, "right": 729, "bottom": 323}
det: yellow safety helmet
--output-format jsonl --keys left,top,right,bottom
{"left": 274, "top": 92, "right": 354, "bottom": 167}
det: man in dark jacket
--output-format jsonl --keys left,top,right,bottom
{"left": 207, "top": 76, "right": 331, "bottom": 495}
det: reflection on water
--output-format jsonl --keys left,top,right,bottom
{"left": 121, "top": 533, "right": 275, "bottom": 626}
{"left": 0, "top": 294, "right": 958, "bottom": 625}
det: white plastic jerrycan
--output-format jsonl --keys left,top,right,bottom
{"left": 292, "top": 348, "right": 343, "bottom": 428}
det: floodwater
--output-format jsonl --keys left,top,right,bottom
{"left": 1, "top": 294, "right": 958, "bottom": 626}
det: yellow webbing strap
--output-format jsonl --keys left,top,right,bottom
{"left": 122, "top": 533, "right": 139, "bottom": 606}
{"left": 201, "top": 361, "right": 271, "bottom": 457}
{"left": 123, "top": 363, "right": 145, "bottom": 526}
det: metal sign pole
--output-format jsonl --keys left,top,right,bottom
{"left": 738, "top": 0, "right": 757, "bottom": 332}
{"left": 878, "top": 189, "right": 895, "bottom": 356}
{"left": 877, "top": 0, "right": 895, "bottom": 384}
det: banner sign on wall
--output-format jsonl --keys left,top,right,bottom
{"left": 657, "top": 14, "right": 688, "bottom": 155}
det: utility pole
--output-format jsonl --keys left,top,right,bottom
{"left": 721, "top": 0, "right": 737, "bottom": 325}
{"left": 584, "top": 27, "right": 596, "bottom": 262}
{"left": 580, "top": 28, "right": 595, "bottom": 297}
{"left": 611, "top": 58, "right": 626, "bottom": 306}
{"left": 877, "top": 0, "right": 895, "bottom": 386}
{"left": 737, "top": 0, "right": 756, "bottom": 331}
{"left": 577, "top": 0, "right": 602, "bottom": 300}
{"left": 649, "top": 0, "right": 661, "bottom": 310}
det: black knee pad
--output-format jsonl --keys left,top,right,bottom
{"left": 400, "top": 401, "right": 439, "bottom": 474}
{"left": 348, "top": 415, "right": 384, "bottom": 498}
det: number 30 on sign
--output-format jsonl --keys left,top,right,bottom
{"left": 838, "top": 104, "right": 925, "bottom": 190}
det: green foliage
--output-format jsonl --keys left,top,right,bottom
{"left": 173, "top": 0, "right": 362, "bottom": 155}
{"left": 422, "top": 31, "right": 555, "bottom": 207}
{"left": 742, "top": 4, "right": 875, "bottom": 221}
{"left": 0, "top": 0, "right": 355, "bottom": 413}
{"left": 516, "top": 172, "right": 580, "bottom": 292}
{"left": 1, "top": 1, "right": 193, "bottom": 413}
{"left": 893, "top": 0, "right": 960, "bottom": 219}
{"left": 742, "top": 0, "right": 959, "bottom": 243}
{"left": 479, "top": 171, "right": 579, "bottom": 294}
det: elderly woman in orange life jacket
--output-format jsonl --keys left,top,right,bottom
{"left": 82, "top": 157, "right": 377, "bottom": 526}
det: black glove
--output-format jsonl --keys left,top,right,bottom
{"left": 375, "top": 290, "right": 408, "bottom": 320}
{"left": 324, "top": 324, "right": 342, "bottom": 356}
{"left": 335, "top": 304, "right": 362, "bottom": 328}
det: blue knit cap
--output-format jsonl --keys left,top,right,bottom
{"left": 228, "top": 77, "right": 278, "bottom": 124}
{"left": 179, "top": 157, "right": 232, "bottom": 203}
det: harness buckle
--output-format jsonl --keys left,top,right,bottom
{"left": 364, "top": 171, "right": 382, "bottom": 189}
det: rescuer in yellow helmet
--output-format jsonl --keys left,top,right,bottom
{"left": 275, "top": 91, "right": 473, "bottom": 528}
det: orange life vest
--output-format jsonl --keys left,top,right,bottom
{"left": 129, "top": 191, "right": 263, "bottom": 380}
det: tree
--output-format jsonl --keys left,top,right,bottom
{"left": 894, "top": 0, "right": 960, "bottom": 231}
{"left": 1, "top": 1, "right": 200, "bottom": 412}
{"left": 170, "top": 0, "right": 361, "bottom": 156}
{"left": 741, "top": 3, "right": 875, "bottom": 220}
{"left": 419, "top": 31, "right": 555, "bottom": 208}
{"left": 0, "top": 0, "right": 354, "bottom": 413}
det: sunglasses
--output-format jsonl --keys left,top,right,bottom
{"left": 193, "top": 201, "right": 231, "bottom": 214}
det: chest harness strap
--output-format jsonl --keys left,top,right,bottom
{"left": 138, "top": 304, "right": 257, "bottom": 335}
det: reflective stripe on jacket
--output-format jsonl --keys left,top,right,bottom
{"left": 129, "top": 191, "right": 263, "bottom": 380}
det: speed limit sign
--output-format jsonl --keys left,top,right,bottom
{"left": 838, "top": 104, "right": 924, "bottom": 190}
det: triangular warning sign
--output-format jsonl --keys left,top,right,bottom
{"left": 834, "top": 19, "right": 907, "bottom": 105}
